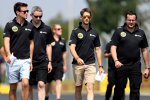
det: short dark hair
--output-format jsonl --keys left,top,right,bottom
{"left": 125, "top": 10, "right": 137, "bottom": 19}
{"left": 80, "top": 8, "right": 92, "bottom": 16}
{"left": 14, "top": 2, "right": 28, "bottom": 15}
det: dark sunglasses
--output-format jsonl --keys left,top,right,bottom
{"left": 83, "top": 15, "right": 91, "bottom": 19}
{"left": 20, "top": 10, "right": 29, "bottom": 14}
{"left": 55, "top": 28, "right": 62, "bottom": 31}
{"left": 34, "top": 15, "right": 42, "bottom": 19}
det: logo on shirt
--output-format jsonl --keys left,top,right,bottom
{"left": 90, "top": 34, "right": 96, "bottom": 37}
{"left": 59, "top": 42, "right": 64, "bottom": 45}
{"left": 40, "top": 31, "right": 47, "bottom": 34}
{"left": 120, "top": 32, "right": 126, "bottom": 37}
{"left": 25, "top": 28, "right": 31, "bottom": 31}
{"left": 78, "top": 33, "right": 83, "bottom": 39}
{"left": 51, "top": 42, "right": 55, "bottom": 46}
{"left": 12, "top": 26, "right": 18, "bottom": 32}
{"left": 135, "top": 34, "right": 141, "bottom": 37}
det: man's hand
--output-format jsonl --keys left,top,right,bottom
{"left": 144, "top": 68, "right": 149, "bottom": 79}
{"left": 30, "top": 64, "right": 33, "bottom": 72}
{"left": 115, "top": 60, "right": 123, "bottom": 68}
{"left": 76, "top": 58, "right": 85, "bottom": 65}
{"left": 48, "top": 62, "right": 52, "bottom": 73}
{"left": 99, "top": 67, "right": 104, "bottom": 74}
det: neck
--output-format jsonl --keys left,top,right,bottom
{"left": 16, "top": 16, "right": 25, "bottom": 25}
{"left": 82, "top": 23, "right": 89, "bottom": 31}
{"left": 53, "top": 34, "right": 60, "bottom": 41}
{"left": 32, "top": 21, "right": 41, "bottom": 28}
{"left": 127, "top": 27, "right": 135, "bottom": 33}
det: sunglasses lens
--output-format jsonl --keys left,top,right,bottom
{"left": 34, "top": 15, "right": 42, "bottom": 18}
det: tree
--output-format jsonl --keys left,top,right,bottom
{"left": 0, "top": 27, "right": 3, "bottom": 47}
{"left": 86, "top": 0, "right": 137, "bottom": 34}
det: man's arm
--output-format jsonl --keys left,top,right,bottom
{"left": 4, "top": 37, "right": 11, "bottom": 61}
{"left": 29, "top": 40, "right": 34, "bottom": 71}
{"left": 69, "top": 44, "right": 84, "bottom": 65}
{"left": 62, "top": 51, "right": 67, "bottom": 72}
{"left": 111, "top": 45, "right": 123, "bottom": 68}
{"left": 46, "top": 44, "right": 52, "bottom": 73}
{"left": 95, "top": 47, "right": 104, "bottom": 73}
{"left": 141, "top": 48, "right": 150, "bottom": 78}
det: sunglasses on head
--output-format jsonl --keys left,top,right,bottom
{"left": 20, "top": 10, "right": 29, "bottom": 14}
{"left": 82, "top": 15, "right": 91, "bottom": 19}
{"left": 33, "top": 15, "right": 42, "bottom": 19}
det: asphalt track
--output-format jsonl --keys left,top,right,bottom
{"left": 0, "top": 92, "right": 150, "bottom": 100}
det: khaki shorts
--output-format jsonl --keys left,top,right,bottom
{"left": 73, "top": 63, "right": 96, "bottom": 86}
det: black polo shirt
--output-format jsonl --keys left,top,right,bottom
{"left": 4, "top": 17, "right": 34, "bottom": 59}
{"left": 105, "top": 41, "right": 115, "bottom": 69}
{"left": 111, "top": 23, "right": 148, "bottom": 65}
{"left": 69, "top": 22, "right": 101, "bottom": 64}
{"left": 31, "top": 21, "right": 54, "bottom": 63}
{"left": 51, "top": 38, "right": 66, "bottom": 67}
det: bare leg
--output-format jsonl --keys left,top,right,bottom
{"left": 75, "top": 85, "right": 82, "bottom": 100}
{"left": 86, "top": 83, "right": 94, "bottom": 100}
{"left": 38, "top": 81, "right": 45, "bottom": 100}
{"left": 9, "top": 83, "right": 17, "bottom": 100}
{"left": 55, "top": 80, "right": 62, "bottom": 99}
{"left": 21, "top": 78, "right": 29, "bottom": 100}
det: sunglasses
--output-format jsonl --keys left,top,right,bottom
{"left": 82, "top": 15, "right": 91, "bottom": 19}
{"left": 33, "top": 15, "right": 42, "bottom": 19}
{"left": 20, "top": 10, "right": 29, "bottom": 14}
{"left": 55, "top": 28, "right": 62, "bottom": 31}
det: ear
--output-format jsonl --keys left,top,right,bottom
{"left": 80, "top": 16, "right": 82, "bottom": 21}
{"left": 16, "top": 11, "right": 20, "bottom": 15}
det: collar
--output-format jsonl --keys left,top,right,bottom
{"left": 78, "top": 22, "right": 92, "bottom": 31}
{"left": 122, "top": 23, "right": 139, "bottom": 32}
{"left": 30, "top": 20, "right": 45, "bottom": 29}
{"left": 13, "top": 17, "right": 28, "bottom": 26}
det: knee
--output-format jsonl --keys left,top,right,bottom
{"left": 38, "top": 81, "right": 45, "bottom": 89}
{"left": 22, "top": 81, "right": 29, "bottom": 88}
{"left": 86, "top": 83, "right": 93, "bottom": 92}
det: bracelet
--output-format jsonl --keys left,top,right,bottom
{"left": 99, "top": 65, "right": 103, "bottom": 68}
{"left": 48, "top": 60, "right": 51, "bottom": 62}
{"left": 114, "top": 60, "right": 118, "bottom": 62}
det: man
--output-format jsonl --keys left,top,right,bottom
{"left": 45, "top": 24, "right": 67, "bottom": 100}
{"left": 69, "top": 8, "right": 104, "bottom": 100}
{"left": 104, "top": 41, "right": 124, "bottom": 100}
{"left": 4, "top": 2, "right": 34, "bottom": 100}
{"left": 111, "top": 10, "right": 150, "bottom": 100}
{"left": 28, "top": 6, "right": 53, "bottom": 100}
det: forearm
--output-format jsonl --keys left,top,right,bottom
{"left": 95, "top": 47, "right": 102, "bottom": 66}
{"left": 4, "top": 37, "right": 11, "bottom": 56}
{"left": 30, "top": 40, "right": 34, "bottom": 61}
{"left": 69, "top": 44, "right": 79, "bottom": 60}
{"left": 142, "top": 48, "right": 149, "bottom": 68}
{"left": 46, "top": 44, "right": 52, "bottom": 62}
{"left": 111, "top": 45, "right": 118, "bottom": 61}
{"left": 0, "top": 47, "right": 7, "bottom": 61}
{"left": 63, "top": 51, "right": 67, "bottom": 66}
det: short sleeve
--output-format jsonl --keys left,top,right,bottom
{"left": 4, "top": 23, "right": 11, "bottom": 38}
{"left": 69, "top": 30, "right": 77, "bottom": 45}
{"left": 93, "top": 33, "right": 101, "bottom": 47}
{"left": 111, "top": 29, "right": 121, "bottom": 46}
{"left": 139, "top": 30, "right": 148, "bottom": 48}
{"left": 47, "top": 27, "right": 54, "bottom": 44}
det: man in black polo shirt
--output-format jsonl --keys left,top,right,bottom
{"left": 111, "top": 10, "right": 150, "bottom": 100}
{"left": 28, "top": 6, "right": 53, "bottom": 100}
{"left": 4, "top": 2, "right": 34, "bottom": 100}
{"left": 45, "top": 24, "right": 67, "bottom": 100}
{"left": 69, "top": 8, "right": 104, "bottom": 100}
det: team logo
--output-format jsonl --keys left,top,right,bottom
{"left": 77, "top": 33, "right": 83, "bottom": 39}
{"left": 120, "top": 32, "right": 126, "bottom": 37}
{"left": 12, "top": 26, "right": 18, "bottom": 32}
{"left": 51, "top": 42, "right": 55, "bottom": 46}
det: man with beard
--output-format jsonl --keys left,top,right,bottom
{"left": 69, "top": 8, "right": 104, "bottom": 100}
{"left": 111, "top": 10, "right": 150, "bottom": 100}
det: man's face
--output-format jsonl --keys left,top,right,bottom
{"left": 52, "top": 25, "right": 62, "bottom": 36}
{"left": 125, "top": 14, "right": 136, "bottom": 29}
{"left": 80, "top": 12, "right": 91, "bottom": 25}
{"left": 17, "top": 6, "right": 29, "bottom": 19}
{"left": 31, "top": 11, "right": 43, "bottom": 24}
